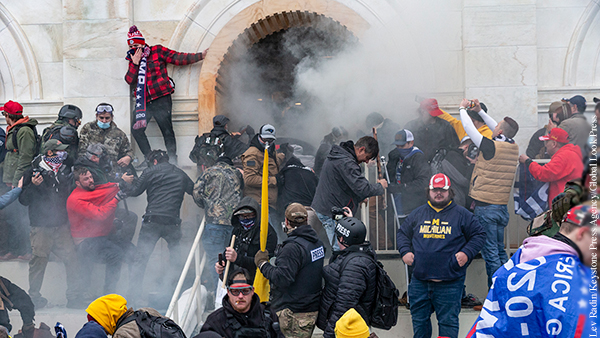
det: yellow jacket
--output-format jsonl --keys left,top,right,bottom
{"left": 438, "top": 109, "right": 493, "bottom": 141}
{"left": 86, "top": 294, "right": 128, "bottom": 335}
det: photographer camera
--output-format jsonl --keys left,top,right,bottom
{"left": 19, "top": 139, "right": 87, "bottom": 308}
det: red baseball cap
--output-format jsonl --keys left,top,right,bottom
{"left": 429, "top": 173, "right": 451, "bottom": 190}
{"left": 539, "top": 128, "right": 569, "bottom": 143}
{"left": 420, "top": 98, "right": 444, "bottom": 117}
{"left": 0, "top": 100, "right": 23, "bottom": 116}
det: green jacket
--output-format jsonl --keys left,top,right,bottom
{"left": 4, "top": 118, "right": 39, "bottom": 186}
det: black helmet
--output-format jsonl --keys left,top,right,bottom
{"left": 58, "top": 104, "right": 82, "bottom": 120}
{"left": 335, "top": 217, "right": 367, "bottom": 246}
{"left": 58, "top": 125, "right": 77, "bottom": 144}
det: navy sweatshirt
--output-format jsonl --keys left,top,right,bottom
{"left": 397, "top": 201, "right": 486, "bottom": 281}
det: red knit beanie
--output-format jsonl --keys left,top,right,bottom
{"left": 127, "top": 25, "right": 145, "bottom": 46}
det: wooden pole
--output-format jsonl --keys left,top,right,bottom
{"left": 221, "top": 235, "right": 237, "bottom": 288}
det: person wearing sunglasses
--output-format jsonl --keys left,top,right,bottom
{"left": 200, "top": 267, "right": 283, "bottom": 338}
{"left": 78, "top": 103, "right": 135, "bottom": 182}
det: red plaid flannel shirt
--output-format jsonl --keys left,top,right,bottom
{"left": 125, "top": 44, "right": 203, "bottom": 102}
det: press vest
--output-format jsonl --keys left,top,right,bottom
{"left": 469, "top": 140, "right": 519, "bottom": 205}
{"left": 270, "top": 235, "right": 325, "bottom": 313}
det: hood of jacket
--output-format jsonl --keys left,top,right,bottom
{"left": 327, "top": 140, "right": 358, "bottom": 163}
{"left": 249, "top": 134, "right": 277, "bottom": 157}
{"left": 519, "top": 235, "right": 578, "bottom": 263}
{"left": 280, "top": 155, "right": 308, "bottom": 173}
{"left": 331, "top": 242, "right": 376, "bottom": 262}
{"left": 556, "top": 142, "right": 583, "bottom": 159}
{"left": 286, "top": 223, "right": 320, "bottom": 244}
{"left": 230, "top": 196, "right": 261, "bottom": 229}
{"left": 7, "top": 116, "right": 37, "bottom": 133}
{"left": 85, "top": 294, "right": 128, "bottom": 335}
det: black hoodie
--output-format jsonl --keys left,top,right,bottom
{"left": 276, "top": 155, "right": 318, "bottom": 212}
{"left": 261, "top": 224, "right": 325, "bottom": 313}
{"left": 229, "top": 196, "right": 278, "bottom": 279}
{"left": 311, "top": 140, "right": 384, "bottom": 216}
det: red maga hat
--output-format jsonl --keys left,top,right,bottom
{"left": 539, "top": 128, "right": 569, "bottom": 144}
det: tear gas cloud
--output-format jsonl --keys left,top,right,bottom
{"left": 222, "top": 2, "right": 457, "bottom": 148}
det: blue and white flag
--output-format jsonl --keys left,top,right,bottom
{"left": 467, "top": 249, "right": 596, "bottom": 338}
{"left": 514, "top": 163, "right": 549, "bottom": 220}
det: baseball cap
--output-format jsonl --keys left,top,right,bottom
{"left": 539, "top": 128, "right": 569, "bottom": 143}
{"left": 563, "top": 204, "right": 597, "bottom": 227}
{"left": 234, "top": 207, "right": 255, "bottom": 216}
{"left": 429, "top": 173, "right": 451, "bottom": 190}
{"left": 43, "top": 139, "right": 68, "bottom": 153}
{"left": 285, "top": 203, "right": 308, "bottom": 223}
{"left": 420, "top": 98, "right": 443, "bottom": 117}
{"left": 562, "top": 95, "right": 586, "bottom": 111}
{"left": 213, "top": 115, "right": 230, "bottom": 127}
{"left": 392, "top": 129, "right": 414, "bottom": 146}
{"left": 259, "top": 124, "right": 276, "bottom": 140}
{"left": 548, "top": 101, "right": 563, "bottom": 114}
{"left": 0, "top": 100, "right": 23, "bottom": 116}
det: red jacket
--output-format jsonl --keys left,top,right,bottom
{"left": 529, "top": 143, "right": 583, "bottom": 208}
{"left": 67, "top": 183, "right": 119, "bottom": 239}
{"left": 124, "top": 45, "right": 203, "bottom": 102}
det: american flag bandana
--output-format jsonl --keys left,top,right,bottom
{"left": 44, "top": 156, "right": 63, "bottom": 173}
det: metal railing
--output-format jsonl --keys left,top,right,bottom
{"left": 166, "top": 216, "right": 207, "bottom": 331}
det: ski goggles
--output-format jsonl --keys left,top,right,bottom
{"left": 96, "top": 104, "right": 114, "bottom": 114}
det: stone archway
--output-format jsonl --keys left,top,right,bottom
{"left": 0, "top": 2, "right": 42, "bottom": 101}
{"left": 194, "top": 0, "right": 372, "bottom": 134}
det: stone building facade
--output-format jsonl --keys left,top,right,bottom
{"left": 0, "top": 0, "right": 598, "bottom": 166}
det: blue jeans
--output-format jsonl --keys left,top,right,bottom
{"left": 408, "top": 276, "right": 465, "bottom": 338}
{"left": 475, "top": 204, "right": 509, "bottom": 288}
{"left": 201, "top": 223, "right": 233, "bottom": 292}
{"left": 316, "top": 212, "right": 339, "bottom": 251}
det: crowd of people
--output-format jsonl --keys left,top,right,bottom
{"left": 0, "top": 24, "right": 597, "bottom": 338}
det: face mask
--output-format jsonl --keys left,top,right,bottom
{"left": 97, "top": 120, "right": 111, "bottom": 129}
{"left": 56, "top": 151, "right": 68, "bottom": 162}
{"left": 282, "top": 222, "right": 292, "bottom": 235}
{"left": 397, "top": 147, "right": 413, "bottom": 159}
{"left": 239, "top": 217, "right": 256, "bottom": 230}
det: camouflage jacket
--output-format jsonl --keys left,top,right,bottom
{"left": 193, "top": 161, "right": 243, "bottom": 225}
{"left": 78, "top": 121, "right": 134, "bottom": 179}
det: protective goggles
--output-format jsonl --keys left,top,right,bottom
{"left": 228, "top": 283, "right": 253, "bottom": 296}
{"left": 96, "top": 104, "right": 114, "bottom": 114}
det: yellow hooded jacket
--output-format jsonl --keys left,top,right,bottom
{"left": 86, "top": 294, "right": 128, "bottom": 335}
{"left": 438, "top": 109, "right": 493, "bottom": 142}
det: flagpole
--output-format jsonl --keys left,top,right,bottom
{"left": 253, "top": 144, "right": 270, "bottom": 302}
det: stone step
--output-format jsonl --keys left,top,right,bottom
{"left": 1, "top": 257, "right": 488, "bottom": 337}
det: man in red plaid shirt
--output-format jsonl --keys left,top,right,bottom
{"left": 125, "top": 25, "right": 208, "bottom": 165}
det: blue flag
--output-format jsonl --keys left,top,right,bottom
{"left": 467, "top": 248, "right": 597, "bottom": 338}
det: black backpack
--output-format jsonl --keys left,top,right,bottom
{"left": 116, "top": 310, "right": 187, "bottom": 338}
{"left": 189, "top": 132, "right": 225, "bottom": 170}
{"left": 339, "top": 252, "right": 399, "bottom": 330}
{"left": 11, "top": 124, "right": 42, "bottom": 155}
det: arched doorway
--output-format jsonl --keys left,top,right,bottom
{"left": 215, "top": 11, "right": 357, "bottom": 142}
{"left": 196, "top": 0, "right": 371, "bottom": 135}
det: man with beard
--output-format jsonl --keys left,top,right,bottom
{"left": 200, "top": 268, "right": 284, "bottom": 338}
{"left": 67, "top": 167, "right": 127, "bottom": 295}
{"left": 397, "top": 173, "right": 485, "bottom": 338}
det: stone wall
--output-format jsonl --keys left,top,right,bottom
{"left": 0, "top": 0, "right": 597, "bottom": 168}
